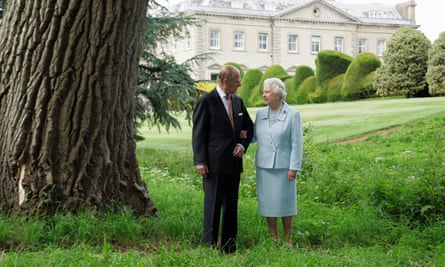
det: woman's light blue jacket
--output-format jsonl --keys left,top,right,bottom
{"left": 253, "top": 102, "right": 303, "bottom": 171}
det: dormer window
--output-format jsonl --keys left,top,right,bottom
{"left": 265, "top": 2, "right": 276, "bottom": 11}
{"left": 231, "top": 1, "right": 243, "bottom": 9}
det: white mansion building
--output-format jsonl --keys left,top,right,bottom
{"left": 164, "top": 0, "right": 418, "bottom": 80}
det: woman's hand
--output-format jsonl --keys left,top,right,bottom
{"left": 288, "top": 170, "right": 297, "bottom": 181}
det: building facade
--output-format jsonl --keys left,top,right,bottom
{"left": 164, "top": 0, "right": 418, "bottom": 80}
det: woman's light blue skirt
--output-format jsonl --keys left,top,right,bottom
{"left": 256, "top": 167, "right": 297, "bottom": 217}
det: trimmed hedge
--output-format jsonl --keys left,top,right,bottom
{"left": 342, "top": 52, "right": 381, "bottom": 100}
{"left": 327, "top": 74, "right": 345, "bottom": 102}
{"left": 249, "top": 64, "right": 290, "bottom": 107}
{"left": 315, "top": 50, "right": 352, "bottom": 87}
{"left": 284, "top": 77, "right": 296, "bottom": 104}
{"left": 296, "top": 76, "right": 316, "bottom": 104}
{"left": 293, "top": 65, "right": 315, "bottom": 91}
{"left": 237, "top": 68, "right": 263, "bottom": 102}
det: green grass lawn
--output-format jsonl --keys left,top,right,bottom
{"left": 1, "top": 97, "right": 444, "bottom": 266}
{"left": 137, "top": 96, "right": 445, "bottom": 149}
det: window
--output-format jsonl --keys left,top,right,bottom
{"left": 231, "top": 1, "right": 243, "bottom": 9}
{"left": 169, "top": 36, "right": 177, "bottom": 53}
{"left": 358, "top": 38, "right": 367, "bottom": 53}
{"left": 288, "top": 34, "right": 298, "bottom": 52}
{"left": 209, "top": 30, "right": 220, "bottom": 49}
{"left": 234, "top": 31, "right": 244, "bottom": 50}
{"left": 265, "top": 2, "right": 276, "bottom": 11}
{"left": 311, "top": 35, "right": 321, "bottom": 54}
{"left": 334, "top": 36, "right": 343, "bottom": 52}
{"left": 377, "top": 39, "right": 386, "bottom": 56}
{"left": 184, "top": 35, "right": 191, "bottom": 50}
{"left": 258, "top": 33, "right": 268, "bottom": 51}
{"left": 210, "top": 73, "right": 218, "bottom": 81}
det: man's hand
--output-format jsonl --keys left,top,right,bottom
{"left": 195, "top": 164, "right": 209, "bottom": 177}
{"left": 232, "top": 144, "right": 245, "bottom": 158}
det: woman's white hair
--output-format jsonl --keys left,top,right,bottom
{"left": 264, "top": 77, "right": 287, "bottom": 100}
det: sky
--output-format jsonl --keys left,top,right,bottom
{"left": 158, "top": 0, "right": 443, "bottom": 42}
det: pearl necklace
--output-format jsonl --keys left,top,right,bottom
{"left": 268, "top": 103, "right": 282, "bottom": 122}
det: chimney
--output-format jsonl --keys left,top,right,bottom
{"left": 396, "top": 0, "right": 416, "bottom": 23}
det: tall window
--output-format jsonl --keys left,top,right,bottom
{"left": 377, "top": 39, "right": 386, "bottom": 56}
{"left": 210, "top": 73, "right": 218, "bottom": 81}
{"left": 311, "top": 35, "right": 321, "bottom": 54}
{"left": 234, "top": 31, "right": 244, "bottom": 50}
{"left": 358, "top": 38, "right": 367, "bottom": 53}
{"left": 184, "top": 35, "right": 191, "bottom": 50}
{"left": 209, "top": 30, "right": 220, "bottom": 49}
{"left": 258, "top": 33, "right": 268, "bottom": 51}
{"left": 334, "top": 36, "right": 344, "bottom": 52}
{"left": 288, "top": 34, "right": 298, "bottom": 52}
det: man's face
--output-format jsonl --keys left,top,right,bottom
{"left": 224, "top": 72, "right": 241, "bottom": 94}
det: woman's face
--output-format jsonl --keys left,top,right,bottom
{"left": 262, "top": 84, "right": 280, "bottom": 106}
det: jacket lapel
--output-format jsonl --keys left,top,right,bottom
{"left": 211, "top": 89, "right": 233, "bottom": 129}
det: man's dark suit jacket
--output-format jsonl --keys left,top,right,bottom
{"left": 192, "top": 89, "right": 253, "bottom": 174}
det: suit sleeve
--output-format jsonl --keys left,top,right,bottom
{"left": 192, "top": 98, "right": 208, "bottom": 165}
{"left": 238, "top": 99, "right": 254, "bottom": 152}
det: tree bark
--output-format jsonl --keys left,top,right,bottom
{"left": 0, "top": 0, "right": 157, "bottom": 216}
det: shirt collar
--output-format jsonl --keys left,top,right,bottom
{"left": 216, "top": 86, "right": 226, "bottom": 99}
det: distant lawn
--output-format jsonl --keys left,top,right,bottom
{"left": 137, "top": 96, "right": 445, "bottom": 149}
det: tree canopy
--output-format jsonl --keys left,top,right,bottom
{"left": 374, "top": 27, "right": 431, "bottom": 97}
{"left": 426, "top": 32, "right": 445, "bottom": 96}
{"left": 135, "top": 3, "right": 207, "bottom": 138}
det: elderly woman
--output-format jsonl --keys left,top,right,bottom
{"left": 253, "top": 77, "right": 303, "bottom": 247}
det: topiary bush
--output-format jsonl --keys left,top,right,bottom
{"left": 326, "top": 74, "right": 344, "bottom": 102}
{"left": 293, "top": 65, "right": 315, "bottom": 92}
{"left": 237, "top": 68, "right": 263, "bottom": 105}
{"left": 308, "top": 88, "right": 327, "bottom": 103}
{"left": 342, "top": 52, "right": 381, "bottom": 100}
{"left": 249, "top": 64, "right": 290, "bottom": 107}
{"left": 285, "top": 77, "right": 298, "bottom": 104}
{"left": 315, "top": 50, "right": 353, "bottom": 88}
{"left": 296, "top": 76, "right": 316, "bottom": 104}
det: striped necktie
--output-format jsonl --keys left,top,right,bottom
{"left": 225, "top": 94, "right": 234, "bottom": 128}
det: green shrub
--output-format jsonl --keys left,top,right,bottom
{"left": 374, "top": 27, "right": 431, "bottom": 97}
{"left": 285, "top": 77, "right": 297, "bottom": 104}
{"left": 426, "top": 32, "right": 445, "bottom": 96}
{"left": 237, "top": 68, "right": 263, "bottom": 104}
{"left": 342, "top": 52, "right": 381, "bottom": 100}
{"left": 293, "top": 65, "right": 315, "bottom": 91}
{"left": 308, "top": 88, "right": 327, "bottom": 103}
{"left": 249, "top": 64, "right": 290, "bottom": 107}
{"left": 326, "top": 74, "right": 344, "bottom": 102}
{"left": 296, "top": 76, "right": 316, "bottom": 104}
{"left": 315, "top": 50, "right": 352, "bottom": 87}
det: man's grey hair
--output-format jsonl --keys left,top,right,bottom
{"left": 264, "top": 78, "right": 287, "bottom": 100}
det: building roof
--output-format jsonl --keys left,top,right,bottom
{"left": 170, "top": 0, "right": 414, "bottom": 26}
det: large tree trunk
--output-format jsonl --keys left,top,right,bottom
{"left": 0, "top": 0, "right": 157, "bottom": 216}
